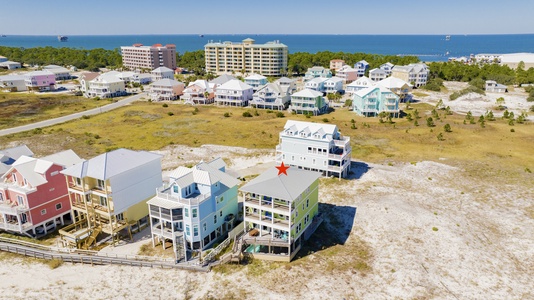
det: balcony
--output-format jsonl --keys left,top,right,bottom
{"left": 244, "top": 198, "right": 291, "bottom": 215}
{"left": 0, "top": 220, "right": 33, "bottom": 232}
{"left": 0, "top": 201, "right": 29, "bottom": 214}
{"left": 242, "top": 230, "right": 292, "bottom": 247}
{"left": 155, "top": 188, "right": 211, "bottom": 206}
{"left": 244, "top": 212, "right": 290, "bottom": 230}
{"left": 152, "top": 222, "right": 179, "bottom": 239}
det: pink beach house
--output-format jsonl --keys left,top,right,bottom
{"left": 24, "top": 70, "right": 56, "bottom": 91}
{"left": 0, "top": 150, "right": 83, "bottom": 236}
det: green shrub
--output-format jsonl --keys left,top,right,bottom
{"left": 242, "top": 111, "right": 253, "bottom": 117}
{"left": 223, "top": 112, "right": 231, "bottom": 118}
{"left": 444, "top": 123, "right": 452, "bottom": 132}
{"left": 162, "top": 103, "right": 168, "bottom": 108}
{"left": 432, "top": 227, "right": 439, "bottom": 232}
{"left": 322, "top": 118, "right": 329, "bottom": 123}
{"left": 81, "top": 115, "right": 90, "bottom": 120}
{"left": 167, "top": 112, "right": 174, "bottom": 116}
{"left": 275, "top": 111, "right": 285, "bottom": 118}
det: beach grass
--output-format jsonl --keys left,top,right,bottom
{"left": 0, "top": 91, "right": 111, "bottom": 130}
{"left": 0, "top": 101, "right": 533, "bottom": 177}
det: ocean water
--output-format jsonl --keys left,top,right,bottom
{"left": 1, "top": 34, "right": 533, "bottom": 62}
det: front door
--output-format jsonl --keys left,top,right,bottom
{"left": 20, "top": 213, "right": 27, "bottom": 223}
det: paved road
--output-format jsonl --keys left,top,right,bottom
{"left": 0, "top": 92, "right": 147, "bottom": 137}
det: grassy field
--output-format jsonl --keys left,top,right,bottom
{"left": 0, "top": 91, "right": 115, "bottom": 130}
{"left": 0, "top": 100, "right": 533, "bottom": 177}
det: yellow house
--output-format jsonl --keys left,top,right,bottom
{"left": 59, "top": 149, "right": 162, "bottom": 248}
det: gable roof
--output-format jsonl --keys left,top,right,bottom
{"left": 80, "top": 72, "right": 100, "bottom": 81}
{"left": 377, "top": 77, "right": 411, "bottom": 89}
{"left": 354, "top": 86, "right": 379, "bottom": 98}
{"left": 347, "top": 76, "right": 374, "bottom": 87}
{"left": 284, "top": 120, "right": 338, "bottom": 136}
{"left": 168, "top": 158, "right": 238, "bottom": 189}
{"left": 325, "top": 76, "right": 344, "bottom": 83}
{"left": 255, "top": 82, "right": 285, "bottom": 95}
{"left": 291, "top": 88, "right": 323, "bottom": 98}
{"left": 62, "top": 148, "right": 161, "bottom": 180}
{"left": 210, "top": 74, "right": 237, "bottom": 85}
{"left": 245, "top": 74, "right": 267, "bottom": 80}
{"left": 217, "top": 79, "right": 253, "bottom": 91}
{"left": 0, "top": 145, "right": 33, "bottom": 164}
{"left": 151, "top": 78, "right": 184, "bottom": 87}
{"left": 152, "top": 67, "right": 174, "bottom": 73}
{"left": 41, "top": 150, "right": 83, "bottom": 167}
{"left": 240, "top": 167, "right": 320, "bottom": 201}
{"left": 275, "top": 77, "right": 295, "bottom": 84}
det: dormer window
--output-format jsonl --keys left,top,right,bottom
{"left": 173, "top": 185, "right": 178, "bottom": 193}
{"left": 12, "top": 173, "right": 17, "bottom": 183}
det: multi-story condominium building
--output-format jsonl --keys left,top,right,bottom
{"left": 329, "top": 59, "right": 346, "bottom": 70}
{"left": 59, "top": 148, "right": 162, "bottom": 249}
{"left": 369, "top": 68, "right": 387, "bottom": 82}
{"left": 151, "top": 67, "right": 174, "bottom": 81}
{"left": 274, "top": 77, "right": 297, "bottom": 93}
{"left": 183, "top": 79, "right": 214, "bottom": 105}
{"left": 352, "top": 86, "right": 400, "bottom": 117}
{"left": 346, "top": 76, "right": 374, "bottom": 95}
{"left": 86, "top": 73, "right": 126, "bottom": 98}
{"left": 304, "top": 77, "right": 328, "bottom": 93}
{"left": 289, "top": 89, "right": 329, "bottom": 116}
{"left": 354, "top": 60, "right": 370, "bottom": 77}
{"left": 214, "top": 79, "right": 254, "bottom": 107}
{"left": 244, "top": 74, "right": 268, "bottom": 91}
{"left": 251, "top": 82, "right": 291, "bottom": 110}
{"left": 391, "top": 63, "right": 429, "bottom": 87}
{"left": 304, "top": 66, "right": 332, "bottom": 81}
{"left": 149, "top": 79, "right": 185, "bottom": 101}
{"left": 147, "top": 158, "right": 239, "bottom": 261}
{"left": 0, "top": 75, "right": 27, "bottom": 92}
{"left": 275, "top": 120, "right": 351, "bottom": 179}
{"left": 240, "top": 165, "right": 322, "bottom": 262}
{"left": 376, "top": 77, "right": 412, "bottom": 101}
{"left": 204, "top": 38, "right": 288, "bottom": 76}
{"left": 43, "top": 65, "right": 71, "bottom": 81}
{"left": 485, "top": 80, "right": 507, "bottom": 93}
{"left": 24, "top": 70, "right": 56, "bottom": 92}
{"left": 0, "top": 145, "right": 33, "bottom": 176}
{"left": 335, "top": 65, "right": 358, "bottom": 83}
{"left": 380, "top": 62, "right": 395, "bottom": 76}
{"left": 0, "top": 150, "right": 83, "bottom": 237}
{"left": 79, "top": 72, "right": 100, "bottom": 94}
{"left": 121, "top": 43, "right": 177, "bottom": 70}
{"left": 324, "top": 77, "right": 344, "bottom": 94}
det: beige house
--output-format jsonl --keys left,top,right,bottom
{"left": 149, "top": 79, "right": 185, "bottom": 101}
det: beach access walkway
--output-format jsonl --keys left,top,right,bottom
{"left": 0, "top": 236, "right": 208, "bottom": 272}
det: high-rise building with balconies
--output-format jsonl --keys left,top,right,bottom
{"left": 121, "top": 43, "right": 176, "bottom": 70}
{"left": 204, "top": 38, "right": 287, "bottom": 77}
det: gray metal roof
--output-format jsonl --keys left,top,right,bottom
{"left": 240, "top": 167, "right": 320, "bottom": 202}
{"left": 62, "top": 148, "right": 161, "bottom": 180}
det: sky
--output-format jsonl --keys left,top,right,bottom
{"left": 2, "top": 0, "right": 534, "bottom": 35}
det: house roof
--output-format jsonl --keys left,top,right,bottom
{"left": 306, "top": 77, "right": 328, "bottom": 84}
{"left": 152, "top": 67, "right": 174, "bottom": 73}
{"left": 254, "top": 83, "right": 284, "bottom": 96}
{"left": 380, "top": 62, "right": 394, "bottom": 68}
{"left": 275, "top": 77, "right": 295, "bottom": 84}
{"left": 80, "top": 72, "right": 100, "bottom": 81}
{"left": 0, "top": 75, "right": 25, "bottom": 82}
{"left": 292, "top": 88, "right": 323, "bottom": 98}
{"left": 92, "top": 73, "right": 123, "bottom": 84}
{"left": 347, "top": 76, "right": 374, "bottom": 87}
{"left": 168, "top": 158, "right": 238, "bottom": 189}
{"left": 284, "top": 120, "right": 338, "bottom": 136}
{"left": 26, "top": 70, "right": 54, "bottom": 77}
{"left": 377, "top": 76, "right": 411, "bottom": 89}
{"left": 210, "top": 74, "right": 237, "bottom": 85}
{"left": 151, "top": 78, "right": 184, "bottom": 87}
{"left": 369, "top": 68, "right": 386, "bottom": 74}
{"left": 217, "top": 79, "right": 253, "bottom": 91}
{"left": 41, "top": 150, "right": 83, "bottom": 167}
{"left": 354, "top": 86, "right": 378, "bottom": 98}
{"left": 245, "top": 74, "right": 267, "bottom": 80}
{"left": 240, "top": 167, "right": 320, "bottom": 202}
{"left": 308, "top": 66, "right": 326, "bottom": 72}
{"left": 61, "top": 148, "right": 161, "bottom": 180}
{"left": 325, "top": 76, "right": 344, "bottom": 83}
{"left": 380, "top": 78, "right": 403, "bottom": 90}
{"left": 0, "top": 145, "right": 33, "bottom": 164}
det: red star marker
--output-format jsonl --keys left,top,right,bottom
{"left": 276, "top": 162, "right": 290, "bottom": 176}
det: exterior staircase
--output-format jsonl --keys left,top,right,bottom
{"left": 174, "top": 233, "right": 185, "bottom": 262}
{"left": 82, "top": 226, "right": 101, "bottom": 250}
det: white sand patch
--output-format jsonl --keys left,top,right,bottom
{"left": 1, "top": 152, "right": 532, "bottom": 299}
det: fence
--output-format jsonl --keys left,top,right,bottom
{"left": 202, "top": 222, "right": 244, "bottom": 264}
{"left": 0, "top": 237, "right": 207, "bottom": 272}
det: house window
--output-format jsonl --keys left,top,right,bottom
{"left": 100, "top": 196, "right": 107, "bottom": 207}
{"left": 306, "top": 199, "right": 309, "bottom": 208}
{"left": 185, "top": 224, "right": 190, "bottom": 236}
{"left": 97, "top": 179, "right": 105, "bottom": 189}
{"left": 312, "top": 159, "right": 316, "bottom": 165}
{"left": 219, "top": 210, "right": 223, "bottom": 217}
{"left": 173, "top": 185, "right": 178, "bottom": 193}
{"left": 193, "top": 225, "right": 199, "bottom": 236}
{"left": 192, "top": 208, "right": 198, "bottom": 218}
{"left": 56, "top": 203, "right": 62, "bottom": 210}
{"left": 41, "top": 209, "right": 47, "bottom": 215}
{"left": 291, "top": 156, "right": 295, "bottom": 161}
{"left": 0, "top": 193, "right": 3, "bottom": 201}
{"left": 17, "top": 195, "right": 24, "bottom": 206}
{"left": 214, "top": 214, "right": 217, "bottom": 224}
{"left": 23, "top": 178, "right": 28, "bottom": 186}
{"left": 185, "top": 208, "right": 189, "bottom": 218}
{"left": 51, "top": 171, "right": 59, "bottom": 176}
{"left": 116, "top": 213, "right": 124, "bottom": 221}
{"left": 12, "top": 173, "right": 17, "bottom": 182}
{"left": 76, "top": 177, "right": 82, "bottom": 186}
{"left": 85, "top": 194, "right": 91, "bottom": 202}
{"left": 203, "top": 222, "right": 207, "bottom": 232}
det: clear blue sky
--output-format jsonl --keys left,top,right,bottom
{"left": 2, "top": 0, "right": 533, "bottom": 35}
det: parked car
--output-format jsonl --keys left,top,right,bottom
{"left": 35, "top": 221, "right": 56, "bottom": 235}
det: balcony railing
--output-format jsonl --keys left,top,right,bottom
{"left": 0, "top": 201, "right": 29, "bottom": 214}
{"left": 155, "top": 188, "right": 211, "bottom": 206}
{"left": 0, "top": 221, "right": 33, "bottom": 232}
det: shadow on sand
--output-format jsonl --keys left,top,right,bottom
{"left": 294, "top": 202, "right": 357, "bottom": 260}
{"left": 346, "top": 160, "right": 371, "bottom": 180}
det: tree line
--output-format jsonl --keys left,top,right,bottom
{"left": 0, "top": 46, "right": 122, "bottom": 71}
{"left": 427, "top": 61, "right": 534, "bottom": 85}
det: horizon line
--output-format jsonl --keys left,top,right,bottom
{"left": 2, "top": 33, "right": 534, "bottom": 36}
